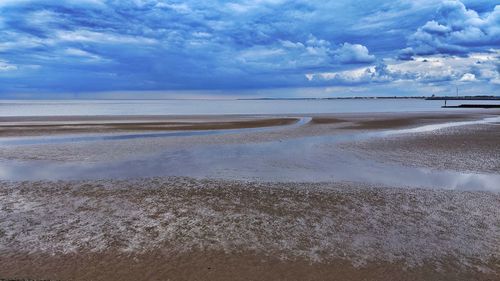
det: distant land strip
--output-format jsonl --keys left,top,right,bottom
{"left": 426, "top": 95, "right": 500, "bottom": 100}
{"left": 442, "top": 104, "right": 500, "bottom": 108}
{"left": 238, "top": 95, "right": 500, "bottom": 101}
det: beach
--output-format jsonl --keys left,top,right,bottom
{"left": 3, "top": 0, "right": 500, "bottom": 279}
{"left": 1, "top": 178, "right": 499, "bottom": 281}
{"left": 0, "top": 116, "right": 299, "bottom": 137}
{"left": 1, "top": 110, "right": 499, "bottom": 280}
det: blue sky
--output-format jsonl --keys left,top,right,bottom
{"left": 0, "top": 0, "right": 498, "bottom": 98}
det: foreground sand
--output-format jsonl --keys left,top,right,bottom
{"left": 1, "top": 178, "right": 499, "bottom": 281}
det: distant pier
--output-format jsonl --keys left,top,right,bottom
{"left": 425, "top": 96, "right": 500, "bottom": 101}
{"left": 441, "top": 104, "right": 500, "bottom": 109}
{"left": 425, "top": 96, "right": 500, "bottom": 108}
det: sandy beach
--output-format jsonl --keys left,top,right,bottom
{"left": 0, "top": 116, "right": 299, "bottom": 137}
{"left": 0, "top": 111, "right": 487, "bottom": 135}
{"left": 3, "top": 0, "right": 500, "bottom": 279}
{"left": 1, "top": 178, "right": 499, "bottom": 281}
{"left": 344, "top": 122, "right": 500, "bottom": 174}
{"left": 1, "top": 111, "right": 499, "bottom": 280}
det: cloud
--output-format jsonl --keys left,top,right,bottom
{"left": 64, "top": 48, "right": 107, "bottom": 62}
{"left": 0, "top": 0, "right": 498, "bottom": 95}
{"left": 307, "top": 50, "right": 500, "bottom": 86}
{"left": 0, "top": 60, "right": 17, "bottom": 72}
{"left": 459, "top": 73, "right": 476, "bottom": 81}
{"left": 333, "top": 43, "right": 375, "bottom": 64}
{"left": 0, "top": 0, "right": 105, "bottom": 8}
{"left": 55, "top": 30, "right": 158, "bottom": 44}
{"left": 306, "top": 63, "right": 397, "bottom": 85}
{"left": 233, "top": 36, "right": 375, "bottom": 75}
{"left": 400, "top": 1, "right": 500, "bottom": 59}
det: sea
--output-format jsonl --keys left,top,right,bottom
{"left": 1, "top": 98, "right": 498, "bottom": 117}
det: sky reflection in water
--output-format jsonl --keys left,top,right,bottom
{"left": 0, "top": 117, "right": 499, "bottom": 192}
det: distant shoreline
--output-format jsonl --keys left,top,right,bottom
{"left": 426, "top": 95, "right": 500, "bottom": 100}
{"left": 238, "top": 96, "right": 429, "bottom": 100}
{"left": 2, "top": 98, "right": 500, "bottom": 117}
{"left": 1, "top": 95, "right": 499, "bottom": 101}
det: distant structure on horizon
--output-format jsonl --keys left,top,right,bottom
{"left": 426, "top": 95, "right": 500, "bottom": 100}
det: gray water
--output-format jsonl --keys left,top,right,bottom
{"left": 2, "top": 99, "right": 495, "bottom": 116}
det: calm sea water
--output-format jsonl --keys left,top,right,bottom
{"left": 1, "top": 99, "right": 493, "bottom": 117}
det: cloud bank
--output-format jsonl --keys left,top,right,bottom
{"left": 399, "top": 1, "right": 500, "bottom": 59}
{"left": 0, "top": 0, "right": 497, "bottom": 97}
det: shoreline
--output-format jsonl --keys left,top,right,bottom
{"left": 1, "top": 110, "right": 498, "bottom": 137}
{"left": 0, "top": 110, "right": 499, "bottom": 180}
{"left": 0, "top": 116, "right": 299, "bottom": 137}
{"left": 1, "top": 110, "right": 499, "bottom": 280}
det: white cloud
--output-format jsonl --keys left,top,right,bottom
{"left": 225, "top": 0, "right": 287, "bottom": 13}
{"left": 0, "top": 32, "right": 49, "bottom": 51}
{"left": 238, "top": 48, "right": 286, "bottom": 60}
{"left": 0, "top": 0, "right": 105, "bottom": 7}
{"left": 333, "top": 43, "right": 375, "bottom": 64}
{"left": 236, "top": 36, "right": 376, "bottom": 72}
{"left": 236, "top": 35, "right": 333, "bottom": 70}
{"left": 459, "top": 73, "right": 476, "bottom": 81}
{"left": 55, "top": 30, "right": 157, "bottom": 44}
{"left": 0, "top": 60, "right": 17, "bottom": 71}
{"left": 400, "top": 1, "right": 500, "bottom": 59}
{"left": 64, "top": 48, "right": 107, "bottom": 63}
{"left": 0, "top": 29, "right": 157, "bottom": 54}
{"left": 155, "top": 2, "right": 191, "bottom": 13}
{"left": 307, "top": 50, "right": 500, "bottom": 85}
{"left": 26, "top": 10, "right": 60, "bottom": 26}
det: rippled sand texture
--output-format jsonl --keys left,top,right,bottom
{"left": 1, "top": 178, "right": 499, "bottom": 281}
{"left": 344, "top": 123, "right": 500, "bottom": 173}
{"left": 1, "top": 112, "right": 500, "bottom": 280}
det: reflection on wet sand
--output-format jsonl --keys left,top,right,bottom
{"left": 0, "top": 111, "right": 499, "bottom": 281}
{"left": 0, "top": 117, "right": 311, "bottom": 146}
{"left": 0, "top": 114, "right": 498, "bottom": 191}
{"left": 1, "top": 134, "right": 499, "bottom": 191}
{"left": 0, "top": 116, "right": 300, "bottom": 137}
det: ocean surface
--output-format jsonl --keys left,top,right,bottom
{"left": 2, "top": 99, "right": 498, "bottom": 116}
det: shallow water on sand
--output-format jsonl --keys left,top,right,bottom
{"left": 1, "top": 117, "right": 499, "bottom": 192}
{"left": 0, "top": 117, "right": 310, "bottom": 145}
{"left": 381, "top": 116, "right": 500, "bottom": 135}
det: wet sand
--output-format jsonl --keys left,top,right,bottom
{"left": 310, "top": 112, "right": 478, "bottom": 129}
{"left": 1, "top": 111, "right": 498, "bottom": 165}
{"left": 1, "top": 111, "right": 500, "bottom": 280}
{"left": 0, "top": 116, "right": 298, "bottom": 137}
{"left": 4, "top": 250, "right": 498, "bottom": 281}
{"left": 343, "top": 123, "right": 500, "bottom": 173}
{"left": 0, "top": 111, "right": 488, "bottom": 137}
{"left": 1, "top": 178, "right": 499, "bottom": 281}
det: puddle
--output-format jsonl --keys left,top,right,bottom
{"left": 381, "top": 116, "right": 500, "bottom": 135}
{"left": 1, "top": 132, "right": 499, "bottom": 192}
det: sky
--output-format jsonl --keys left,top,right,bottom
{"left": 0, "top": 0, "right": 499, "bottom": 98}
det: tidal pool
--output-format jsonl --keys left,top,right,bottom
{"left": 0, "top": 116, "right": 499, "bottom": 192}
